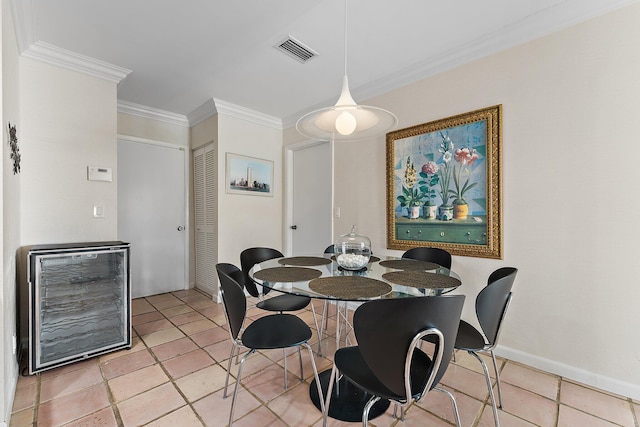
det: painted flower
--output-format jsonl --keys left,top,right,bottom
{"left": 419, "top": 161, "right": 439, "bottom": 206}
{"left": 454, "top": 148, "right": 479, "bottom": 166}
{"left": 421, "top": 161, "right": 438, "bottom": 175}
{"left": 402, "top": 156, "right": 417, "bottom": 188}
{"left": 398, "top": 156, "right": 423, "bottom": 207}
{"left": 436, "top": 132, "right": 454, "bottom": 206}
{"left": 452, "top": 146, "right": 479, "bottom": 205}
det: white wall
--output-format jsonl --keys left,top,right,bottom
{"left": 19, "top": 59, "right": 118, "bottom": 244}
{"left": 1, "top": 0, "right": 21, "bottom": 423}
{"left": 215, "top": 109, "right": 283, "bottom": 266}
{"left": 118, "top": 112, "right": 189, "bottom": 147}
{"left": 317, "top": 3, "right": 640, "bottom": 398}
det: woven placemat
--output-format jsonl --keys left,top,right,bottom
{"left": 253, "top": 267, "right": 322, "bottom": 282}
{"left": 309, "top": 276, "right": 392, "bottom": 299}
{"left": 382, "top": 271, "right": 461, "bottom": 289}
{"left": 379, "top": 259, "right": 440, "bottom": 271}
{"left": 277, "top": 256, "right": 332, "bottom": 266}
{"left": 330, "top": 255, "right": 381, "bottom": 263}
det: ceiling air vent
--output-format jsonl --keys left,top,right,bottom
{"left": 275, "top": 36, "right": 318, "bottom": 63}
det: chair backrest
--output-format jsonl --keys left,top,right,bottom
{"left": 323, "top": 244, "right": 335, "bottom": 254}
{"left": 476, "top": 267, "right": 518, "bottom": 346}
{"left": 402, "top": 247, "right": 452, "bottom": 269}
{"left": 240, "top": 247, "right": 284, "bottom": 297}
{"left": 353, "top": 295, "right": 464, "bottom": 399}
{"left": 215, "top": 263, "right": 247, "bottom": 340}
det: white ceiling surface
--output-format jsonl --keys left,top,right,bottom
{"left": 15, "top": 0, "right": 640, "bottom": 126}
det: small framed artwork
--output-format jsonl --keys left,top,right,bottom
{"left": 226, "top": 153, "right": 274, "bottom": 196}
{"left": 386, "top": 105, "right": 503, "bottom": 259}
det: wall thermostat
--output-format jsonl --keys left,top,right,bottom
{"left": 87, "top": 166, "right": 112, "bottom": 182}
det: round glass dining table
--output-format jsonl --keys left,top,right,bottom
{"left": 249, "top": 254, "right": 462, "bottom": 422}
{"left": 249, "top": 254, "right": 461, "bottom": 301}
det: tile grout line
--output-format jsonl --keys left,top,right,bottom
{"left": 98, "top": 357, "right": 126, "bottom": 426}
{"left": 136, "top": 292, "right": 217, "bottom": 426}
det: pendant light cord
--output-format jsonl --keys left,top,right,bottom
{"left": 343, "top": 0, "right": 348, "bottom": 77}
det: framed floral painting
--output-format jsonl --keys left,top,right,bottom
{"left": 386, "top": 105, "right": 503, "bottom": 259}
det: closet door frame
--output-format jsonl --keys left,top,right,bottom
{"left": 193, "top": 142, "right": 217, "bottom": 299}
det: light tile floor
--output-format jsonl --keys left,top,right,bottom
{"left": 9, "top": 289, "right": 639, "bottom": 426}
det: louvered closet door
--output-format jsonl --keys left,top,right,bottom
{"left": 194, "top": 144, "right": 217, "bottom": 297}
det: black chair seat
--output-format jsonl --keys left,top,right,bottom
{"left": 241, "top": 314, "right": 312, "bottom": 350}
{"left": 454, "top": 320, "right": 487, "bottom": 351}
{"left": 256, "top": 293, "right": 311, "bottom": 312}
{"left": 335, "top": 346, "right": 433, "bottom": 402}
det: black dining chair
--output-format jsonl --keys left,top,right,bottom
{"left": 454, "top": 267, "right": 518, "bottom": 427}
{"left": 240, "top": 247, "right": 321, "bottom": 350}
{"left": 402, "top": 246, "right": 452, "bottom": 269}
{"left": 216, "top": 263, "right": 325, "bottom": 427}
{"left": 240, "top": 247, "right": 321, "bottom": 315}
{"left": 323, "top": 295, "right": 465, "bottom": 427}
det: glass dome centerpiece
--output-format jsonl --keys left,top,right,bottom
{"left": 335, "top": 225, "right": 371, "bottom": 271}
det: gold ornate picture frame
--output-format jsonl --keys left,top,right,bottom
{"left": 386, "top": 105, "right": 503, "bottom": 259}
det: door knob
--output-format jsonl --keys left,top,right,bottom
{"left": 291, "top": 225, "right": 297, "bottom": 230}
{"left": 177, "top": 226, "right": 185, "bottom": 231}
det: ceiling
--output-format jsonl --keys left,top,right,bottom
{"left": 12, "top": 0, "right": 639, "bottom": 126}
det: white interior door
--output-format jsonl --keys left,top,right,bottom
{"left": 118, "top": 138, "right": 187, "bottom": 298}
{"left": 291, "top": 142, "right": 332, "bottom": 255}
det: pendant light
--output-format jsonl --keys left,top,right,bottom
{"left": 296, "top": 0, "right": 397, "bottom": 141}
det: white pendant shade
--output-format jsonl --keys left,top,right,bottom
{"left": 296, "top": 76, "right": 397, "bottom": 141}
{"left": 295, "top": 1, "right": 397, "bottom": 142}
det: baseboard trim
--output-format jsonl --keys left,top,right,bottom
{"left": 496, "top": 345, "right": 640, "bottom": 401}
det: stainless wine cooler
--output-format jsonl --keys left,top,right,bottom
{"left": 17, "top": 241, "right": 131, "bottom": 375}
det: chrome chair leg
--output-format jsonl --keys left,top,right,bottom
{"left": 309, "top": 302, "right": 322, "bottom": 356}
{"left": 490, "top": 349, "right": 503, "bottom": 408}
{"left": 323, "top": 365, "right": 339, "bottom": 427}
{"left": 318, "top": 301, "right": 328, "bottom": 354}
{"left": 434, "top": 386, "right": 461, "bottom": 427}
{"left": 304, "top": 343, "right": 325, "bottom": 414}
{"left": 283, "top": 348, "right": 288, "bottom": 389}
{"left": 229, "top": 348, "right": 255, "bottom": 427}
{"left": 470, "top": 351, "right": 500, "bottom": 427}
{"left": 297, "top": 346, "right": 304, "bottom": 382}
{"left": 223, "top": 342, "right": 237, "bottom": 398}
{"left": 362, "top": 395, "right": 381, "bottom": 427}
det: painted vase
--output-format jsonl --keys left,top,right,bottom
{"left": 423, "top": 203, "right": 437, "bottom": 219}
{"left": 453, "top": 203, "right": 469, "bottom": 220}
{"left": 438, "top": 204, "right": 453, "bottom": 221}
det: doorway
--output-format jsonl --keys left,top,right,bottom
{"left": 117, "top": 137, "right": 188, "bottom": 298}
{"left": 285, "top": 141, "right": 333, "bottom": 255}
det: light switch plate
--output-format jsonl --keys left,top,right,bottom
{"left": 93, "top": 205, "right": 105, "bottom": 218}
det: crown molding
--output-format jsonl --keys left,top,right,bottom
{"left": 117, "top": 100, "right": 190, "bottom": 127}
{"left": 187, "top": 99, "right": 217, "bottom": 127}
{"left": 12, "top": 0, "right": 129, "bottom": 83}
{"left": 283, "top": 0, "right": 640, "bottom": 129}
{"left": 213, "top": 98, "right": 282, "bottom": 130}
{"left": 22, "top": 41, "right": 131, "bottom": 83}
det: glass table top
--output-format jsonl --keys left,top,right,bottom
{"left": 249, "top": 254, "right": 461, "bottom": 301}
